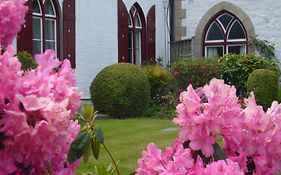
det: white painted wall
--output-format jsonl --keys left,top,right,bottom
{"left": 75, "top": 0, "right": 168, "bottom": 99}
{"left": 181, "top": 0, "right": 281, "bottom": 61}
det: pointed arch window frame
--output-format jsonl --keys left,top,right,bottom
{"left": 204, "top": 11, "right": 248, "bottom": 58}
{"left": 32, "top": 0, "right": 60, "bottom": 56}
{"left": 128, "top": 4, "right": 145, "bottom": 65}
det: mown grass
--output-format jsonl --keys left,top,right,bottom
{"left": 76, "top": 118, "right": 178, "bottom": 175}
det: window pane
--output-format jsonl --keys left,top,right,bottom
{"left": 206, "top": 22, "right": 224, "bottom": 41}
{"left": 228, "top": 45, "right": 246, "bottom": 54}
{"left": 45, "top": 19, "right": 55, "bottom": 40}
{"left": 45, "top": 0, "right": 55, "bottom": 16}
{"left": 228, "top": 21, "right": 246, "bottom": 40}
{"left": 206, "top": 46, "right": 223, "bottom": 58}
{"left": 33, "top": 40, "right": 42, "bottom": 55}
{"left": 33, "top": 0, "right": 41, "bottom": 14}
{"left": 135, "top": 31, "right": 141, "bottom": 64}
{"left": 128, "top": 16, "right": 132, "bottom": 27}
{"left": 33, "top": 18, "right": 41, "bottom": 39}
{"left": 218, "top": 13, "right": 233, "bottom": 30}
{"left": 46, "top": 41, "right": 55, "bottom": 50}
{"left": 134, "top": 14, "right": 141, "bottom": 28}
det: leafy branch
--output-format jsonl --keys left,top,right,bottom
{"left": 67, "top": 104, "right": 120, "bottom": 175}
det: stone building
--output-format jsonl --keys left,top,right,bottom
{"left": 170, "top": 0, "right": 281, "bottom": 60}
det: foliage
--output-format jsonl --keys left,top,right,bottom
{"left": 16, "top": 51, "right": 38, "bottom": 71}
{"left": 145, "top": 92, "right": 178, "bottom": 119}
{"left": 219, "top": 54, "right": 280, "bottom": 97}
{"left": 81, "top": 163, "right": 117, "bottom": 175}
{"left": 171, "top": 57, "right": 222, "bottom": 92}
{"left": 137, "top": 79, "right": 281, "bottom": 175}
{"left": 0, "top": 48, "right": 82, "bottom": 174}
{"left": 90, "top": 63, "right": 151, "bottom": 118}
{"left": 277, "top": 86, "right": 281, "bottom": 103}
{"left": 250, "top": 38, "right": 276, "bottom": 60}
{"left": 0, "top": 0, "right": 27, "bottom": 46}
{"left": 142, "top": 65, "right": 173, "bottom": 104}
{"left": 247, "top": 69, "right": 278, "bottom": 110}
{"left": 69, "top": 104, "right": 119, "bottom": 175}
{"left": 76, "top": 118, "right": 177, "bottom": 175}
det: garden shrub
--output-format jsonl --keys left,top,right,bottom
{"left": 247, "top": 69, "right": 278, "bottom": 109}
{"left": 277, "top": 85, "right": 281, "bottom": 103}
{"left": 219, "top": 54, "right": 280, "bottom": 97}
{"left": 171, "top": 57, "right": 222, "bottom": 92}
{"left": 16, "top": 51, "right": 37, "bottom": 71}
{"left": 142, "top": 65, "right": 173, "bottom": 104}
{"left": 90, "top": 63, "right": 151, "bottom": 118}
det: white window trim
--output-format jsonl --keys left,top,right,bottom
{"left": 45, "top": 18, "right": 57, "bottom": 54}
{"left": 226, "top": 44, "right": 247, "bottom": 54}
{"left": 205, "top": 45, "right": 224, "bottom": 58}
{"left": 45, "top": 0, "right": 56, "bottom": 17}
{"left": 128, "top": 31, "right": 134, "bottom": 63}
{"left": 32, "top": 17, "right": 43, "bottom": 53}
{"left": 135, "top": 30, "right": 141, "bottom": 64}
{"left": 128, "top": 14, "right": 133, "bottom": 28}
{"left": 216, "top": 13, "right": 234, "bottom": 32}
{"left": 205, "top": 21, "right": 223, "bottom": 42}
{"left": 226, "top": 19, "right": 246, "bottom": 41}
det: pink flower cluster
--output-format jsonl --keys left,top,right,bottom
{"left": 0, "top": 0, "right": 28, "bottom": 46}
{"left": 0, "top": 47, "right": 82, "bottom": 175}
{"left": 136, "top": 140, "right": 244, "bottom": 175}
{"left": 137, "top": 78, "right": 281, "bottom": 175}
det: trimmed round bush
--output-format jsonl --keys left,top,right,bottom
{"left": 16, "top": 51, "right": 37, "bottom": 71}
{"left": 142, "top": 65, "right": 173, "bottom": 104}
{"left": 247, "top": 69, "right": 278, "bottom": 109}
{"left": 90, "top": 63, "right": 151, "bottom": 118}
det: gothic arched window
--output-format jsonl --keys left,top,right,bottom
{"left": 204, "top": 12, "right": 247, "bottom": 58}
{"left": 32, "top": 0, "right": 59, "bottom": 56}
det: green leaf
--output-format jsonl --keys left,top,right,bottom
{"left": 96, "top": 164, "right": 108, "bottom": 175}
{"left": 83, "top": 104, "right": 94, "bottom": 122}
{"left": 213, "top": 142, "right": 227, "bottom": 161}
{"left": 91, "top": 139, "right": 100, "bottom": 160}
{"left": 93, "top": 127, "right": 104, "bottom": 143}
{"left": 67, "top": 131, "right": 91, "bottom": 163}
{"left": 83, "top": 141, "right": 92, "bottom": 163}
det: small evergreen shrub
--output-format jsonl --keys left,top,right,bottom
{"left": 90, "top": 63, "right": 150, "bottom": 118}
{"left": 16, "top": 51, "right": 37, "bottom": 71}
{"left": 247, "top": 69, "right": 278, "bottom": 109}
{"left": 219, "top": 54, "right": 280, "bottom": 97}
{"left": 142, "top": 65, "right": 173, "bottom": 104}
{"left": 171, "top": 58, "right": 222, "bottom": 92}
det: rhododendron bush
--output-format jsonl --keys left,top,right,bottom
{"left": 137, "top": 79, "right": 281, "bottom": 175}
{"left": 0, "top": 0, "right": 27, "bottom": 47}
{"left": 0, "top": 0, "right": 82, "bottom": 174}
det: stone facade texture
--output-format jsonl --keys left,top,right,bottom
{"left": 181, "top": 0, "right": 281, "bottom": 60}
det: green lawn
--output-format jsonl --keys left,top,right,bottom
{"left": 75, "top": 118, "right": 178, "bottom": 175}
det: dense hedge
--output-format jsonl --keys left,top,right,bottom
{"left": 90, "top": 63, "right": 150, "bottom": 118}
{"left": 171, "top": 58, "right": 222, "bottom": 92}
{"left": 219, "top": 54, "right": 280, "bottom": 97}
{"left": 247, "top": 69, "right": 278, "bottom": 109}
{"left": 142, "top": 65, "right": 173, "bottom": 104}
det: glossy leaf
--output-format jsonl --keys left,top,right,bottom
{"left": 93, "top": 127, "right": 104, "bottom": 144}
{"left": 67, "top": 131, "right": 91, "bottom": 163}
{"left": 83, "top": 142, "right": 92, "bottom": 163}
{"left": 91, "top": 139, "right": 100, "bottom": 160}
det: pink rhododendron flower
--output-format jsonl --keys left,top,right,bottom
{"left": 0, "top": 48, "right": 82, "bottom": 174}
{"left": 0, "top": 0, "right": 27, "bottom": 46}
{"left": 138, "top": 78, "right": 281, "bottom": 175}
{"left": 204, "top": 159, "right": 244, "bottom": 175}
